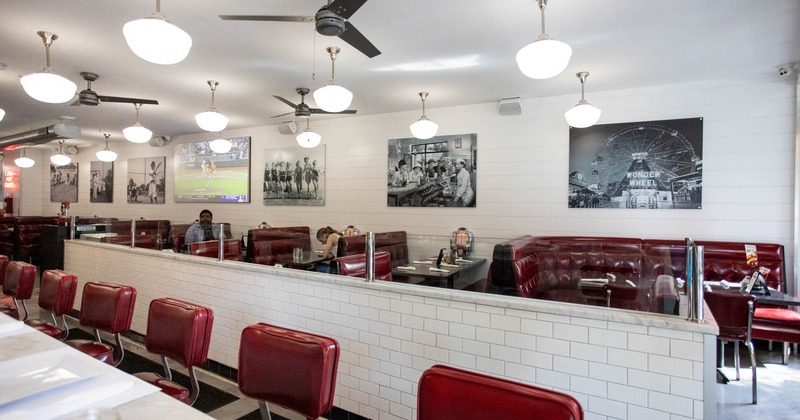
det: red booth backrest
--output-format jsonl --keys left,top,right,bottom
{"left": 144, "top": 298, "right": 214, "bottom": 368}
{"left": 246, "top": 227, "right": 311, "bottom": 263}
{"left": 332, "top": 251, "right": 393, "bottom": 281}
{"left": 79, "top": 282, "right": 136, "bottom": 333}
{"left": 0, "top": 254, "right": 8, "bottom": 286}
{"left": 108, "top": 220, "right": 171, "bottom": 240}
{"left": 417, "top": 364, "right": 584, "bottom": 420}
{"left": 101, "top": 234, "right": 159, "bottom": 249}
{"left": 336, "top": 231, "right": 409, "bottom": 269}
{"left": 3, "top": 261, "right": 36, "bottom": 299}
{"left": 38, "top": 269, "right": 78, "bottom": 316}
{"left": 188, "top": 239, "right": 243, "bottom": 261}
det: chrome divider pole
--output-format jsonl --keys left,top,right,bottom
{"left": 69, "top": 215, "right": 76, "bottom": 240}
{"left": 218, "top": 226, "right": 225, "bottom": 261}
{"left": 691, "top": 245, "right": 705, "bottom": 323}
{"left": 366, "top": 232, "right": 375, "bottom": 282}
{"left": 130, "top": 219, "right": 136, "bottom": 248}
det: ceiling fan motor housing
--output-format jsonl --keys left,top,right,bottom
{"left": 78, "top": 90, "right": 100, "bottom": 106}
{"left": 315, "top": 8, "right": 345, "bottom": 36}
{"left": 295, "top": 103, "right": 312, "bottom": 117}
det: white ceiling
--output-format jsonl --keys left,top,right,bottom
{"left": 0, "top": 0, "right": 798, "bottom": 149}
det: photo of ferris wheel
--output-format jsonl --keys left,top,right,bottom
{"left": 568, "top": 117, "right": 703, "bottom": 210}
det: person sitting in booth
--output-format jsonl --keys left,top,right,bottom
{"left": 184, "top": 209, "right": 220, "bottom": 246}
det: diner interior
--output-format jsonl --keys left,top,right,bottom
{"left": 0, "top": 0, "right": 799, "bottom": 419}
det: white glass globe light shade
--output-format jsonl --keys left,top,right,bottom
{"left": 15, "top": 156, "right": 35, "bottom": 168}
{"left": 296, "top": 129, "right": 321, "bottom": 148}
{"left": 123, "top": 123, "right": 153, "bottom": 143}
{"left": 20, "top": 71, "right": 77, "bottom": 103}
{"left": 195, "top": 110, "right": 228, "bottom": 132}
{"left": 313, "top": 83, "right": 353, "bottom": 113}
{"left": 409, "top": 118, "right": 439, "bottom": 140}
{"left": 50, "top": 153, "right": 71, "bottom": 166}
{"left": 96, "top": 149, "right": 118, "bottom": 162}
{"left": 516, "top": 38, "right": 572, "bottom": 79}
{"left": 123, "top": 16, "right": 192, "bottom": 65}
{"left": 209, "top": 137, "right": 233, "bottom": 154}
{"left": 564, "top": 102, "right": 602, "bottom": 128}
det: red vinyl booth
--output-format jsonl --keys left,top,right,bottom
{"left": 24, "top": 269, "right": 78, "bottom": 340}
{"left": 238, "top": 323, "right": 340, "bottom": 420}
{"left": 133, "top": 298, "right": 214, "bottom": 406}
{"left": 188, "top": 239, "right": 243, "bottom": 261}
{"left": 331, "top": 251, "right": 393, "bottom": 281}
{"left": 0, "top": 261, "right": 37, "bottom": 320}
{"left": 417, "top": 364, "right": 584, "bottom": 420}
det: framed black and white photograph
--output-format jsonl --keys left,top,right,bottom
{"left": 89, "top": 161, "right": 114, "bottom": 203}
{"left": 387, "top": 133, "right": 477, "bottom": 207}
{"left": 127, "top": 156, "right": 165, "bottom": 204}
{"left": 568, "top": 117, "right": 703, "bottom": 209}
{"left": 50, "top": 163, "right": 78, "bottom": 203}
{"left": 263, "top": 145, "right": 325, "bottom": 206}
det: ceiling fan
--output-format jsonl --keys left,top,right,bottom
{"left": 220, "top": 0, "right": 380, "bottom": 58}
{"left": 272, "top": 87, "right": 357, "bottom": 118}
{"left": 72, "top": 72, "right": 159, "bottom": 107}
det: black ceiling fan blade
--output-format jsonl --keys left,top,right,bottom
{"left": 271, "top": 111, "right": 295, "bottom": 118}
{"left": 273, "top": 95, "right": 299, "bottom": 109}
{"left": 327, "top": 0, "right": 369, "bottom": 20}
{"left": 339, "top": 21, "right": 380, "bottom": 58}
{"left": 98, "top": 96, "right": 159, "bottom": 105}
{"left": 219, "top": 15, "right": 314, "bottom": 23}
{"left": 310, "top": 108, "right": 357, "bottom": 115}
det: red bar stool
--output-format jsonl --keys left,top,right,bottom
{"left": 65, "top": 281, "right": 136, "bottom": 366}
{"left": 24, "top": 269, "right": 78, "bottom": 340}
{"left": 0, "top": 261, "right": 37, "bottom": 320}
{"left": 417, "top": 364, "right": 584, "bottom": 420}
{"left": 0, "top": 254, "right": 14, "bottom": 308}
{"left": 705, "top": 291, "right": 757, "bottom": 404}
{"left": 132, "top": 298, "right": 214, "bottom": 406}
{"left": 238, "top": 323, "right": 340, "bottom": 420}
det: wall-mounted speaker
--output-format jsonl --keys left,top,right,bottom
{"left": 278, "top": 121, "right": 297, "bottom": 135}
{"left": 149, "top": 135, "right": 171, "bottom": 147}
{"left": 498, "top": 97, "right": 522, "bottom": 116}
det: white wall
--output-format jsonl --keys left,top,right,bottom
{"left": 20, "top": 76, "right": 799, "bottom": 285}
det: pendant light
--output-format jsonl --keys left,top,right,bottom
{"left": 123, "top": 103, "right": 153, "bottom": 143}
{"left": 195, "top": 80, "right": 229, "bottom": 132}
{"left": 564, "top": 71, "right": 602, "bottom": 128}
{"left": 296, "top": 118, "right": 321, "bottom": 148}
{"left": 50, "top": 140, "right": 71, "bottom": 166}
{"left": 409, "top": 92, "right": 438, "bottom": 139}
{"left": 123, "top": 0, "right": 192, "bottom": 65}
{"left": 313, "top": 47, "right": 353, "bottom": 113}
{"left": 20, "top": 31, "right": 77, "bottom": 104}
{"left": 209, "top": 134, "right": 233, "bottom": 154}
{"left": 96, "top": 133, "right": 118, "bottom": 162}
{"left": 516, "top": 0, "right": 572, "bottom": 79}
{"left": 15, "top": 147, "right": 35, "bottom": 168}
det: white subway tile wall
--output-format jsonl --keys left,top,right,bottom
{"left": 67, "top": 242, "right": 716, "bottom": 419}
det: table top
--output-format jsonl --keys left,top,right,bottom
{"left": 708, "top": 284, "right": 800, "bottom": 307}
{"left": 0, "top": 313, "right": 212, "bottom": 419}
{"left": 275, "top": 252, "right": 328, "bottom": 269}
{"left": 392, "top": 257, "right": 486, "bottom": 282}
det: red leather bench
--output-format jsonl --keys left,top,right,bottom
{"left": 751, "top": 307, "right": 800, "bottom": 364}
{"left": 331, "top": 251, "right": 393, "bottom": 281}
{"left": 101, "top": 234, "right": 159, "bottom": 249}
{"left": 188, "top": 239, "right": 243, "bottom": 261}
{"left": 246, "top": 227, "right": 311, "bottom": 265}
{"left": 336, "top": 231, "right": 409, "bottom": 269}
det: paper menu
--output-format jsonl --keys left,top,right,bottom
{"left": 745, "top": 244, "right": 758, "bottom": 267}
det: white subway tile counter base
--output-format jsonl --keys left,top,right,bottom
{"left": 66, "top": 241, "right": 718, "bottom": 419}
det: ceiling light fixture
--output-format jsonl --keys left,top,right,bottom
{"left": 209, "top": 134, "right": 233, "bottom": 154}
{"left": 564, "top": 71, "right": 601, "bottom": 128}
{"left": 410, "top": 92, "right": 438, "bottom": 139}
{"left": 123, "top": 0, "right": 192, "bottom": 65}
{"left": 313, "top": 47, "right": 353, "bottom": 113}
{"left": 123, "top": 103, "right": 153, "bottom": 143}
{"left": 0, "top": 107, "right": 5, "bottom": 122}
{"left": 516, "top": 0, "right": 572, "bottom": 79}
{"left": 195, "top": 80, "right": 228, "bottom": 132}
{"left": 296, "top": 118, "right": 321, "bottom": 148}
{"left": 20, "top": 31, "right": 77, "bottom": 104}
{"left": 50, "top": 140, "right": 72, "bottom": 166}
{"left": 96, "top": 133, "right": 118, "bottom": 162}
{"left": 15, "top": 147, "right": 35, "bottom": 168}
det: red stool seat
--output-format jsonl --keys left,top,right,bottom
{"left": 133, "top": 372, "right": 190, "bottom": 403}
{"left": 24, "top": 320, "right": 65, "bottom": 337}
{"left": 64, "top": 340, "right": 115, "bottom": 364}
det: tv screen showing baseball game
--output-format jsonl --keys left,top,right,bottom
{"left": 173, "top": 136, "right": 251, "bottom": 203}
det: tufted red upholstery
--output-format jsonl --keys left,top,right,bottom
{"left": 133, "top": 298, "right": 214, "bottom": 405}
{"left": 417, "top": 364, "right": 584, "bottom": 420}
{"left": 9, "top": 216, "right": 58, "bottom": 262}
{"left": 705, "top": 291, "right": 757, "bottom": 404}
{"left": 238, "top": 323, "right": 339, "bottom": 420}
{"left": 65, "top": 282, "right": 136, "bottom": 366}
{"left": 247, "top": 227, "right": 311, "bottom": 264}
{"left": 331, "top": 251, "right": 393, "bottom": 281}
{"left": 0, "top": 261, "right": 37, "bottom": 320}
{"left": 101, "top": 234, "right": 159, "bottom": 249}
{"left": 188, "top": 239, "right": 243, "bottom": 261}
{"left": 336, "top": 231, "right": 409, "bottom": 269}
{"left": 24, "top": 270, "right": 78, "bottom": 340}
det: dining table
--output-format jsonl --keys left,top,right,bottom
{"left": 0, "top": 312, "right": 212, "bottom": 419}
{"left": 392, "top": 257, "right": 486, "bottom": 289}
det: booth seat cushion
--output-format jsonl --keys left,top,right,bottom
{"left": 751, "top": 307, "right": 800, "bottom": 343}
{"left": 332, "top": 251, "right": 393, "bottom": 281}
{"left": 66, "top": 340, "right": 115, "bottom": 364}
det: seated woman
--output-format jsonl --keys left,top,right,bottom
{"left": 315, "top": 226, "right": 341, "bottom": 273}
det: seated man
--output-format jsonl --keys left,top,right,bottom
{"left": 184, "top": 209, "right": 220, "bottom": 248}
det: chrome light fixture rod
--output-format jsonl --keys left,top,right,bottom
{"left": 38, "top": 31, "right": 57, "bottom": 70}
{"left": 207, "top": 80, "right": 219, "bottom": 110}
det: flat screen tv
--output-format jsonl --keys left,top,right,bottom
{"left": 173, "top": 136, "right": 251, "bottom": 203}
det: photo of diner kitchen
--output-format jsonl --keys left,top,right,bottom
{"left": 387, "top": 133, "right": 477, "bottom": 207}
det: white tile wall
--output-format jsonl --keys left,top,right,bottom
{"left": 66, "top": 241, "right": 717, "bottom": 419}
